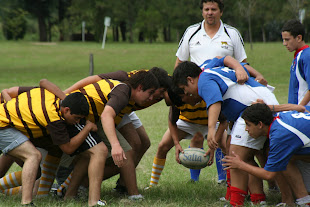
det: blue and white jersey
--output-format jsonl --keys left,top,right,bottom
{"left": 288, "top": 46, "right": 310, "bottom": 105}
{"left": 265, "top": 109, "right": 310, "bottom": 172}
{"left": 198, "top": 66, "right": 278, "bottom": 121}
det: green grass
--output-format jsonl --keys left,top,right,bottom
{"left": 0, "top": 41, "right": 291, "bottom": 206}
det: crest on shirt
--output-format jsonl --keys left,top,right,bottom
{"left": 195, "top": 41, "right": 201, "bottom": 45}
{"left": 221, "top": 41, "right": 228, "bottom": 49}
{"left": 291, "top": 60, "right": 296, "bottom": 72}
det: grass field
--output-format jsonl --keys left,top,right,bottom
{"left": 0, "top": 41, "right": 292, "bottom": 206}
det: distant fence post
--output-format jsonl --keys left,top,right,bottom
{"left": 82, "top": 21, "right": 85, "bottom": 42}
{"left": 89, "top": 53, "right": 94, "bottom": 76}
{"left": 101, "top": 16, "right": 111, "bottom": 49}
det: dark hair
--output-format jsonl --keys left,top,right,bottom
{"left": 167, "top": 86, "right": 184, "bottom": 107}
{"left": 61, "top": 92, "right": 89, "bottom": 116}
{"left": 149, "top": 67, "right": 172, "bottom": 90}
{"left": 200, "top": 0, "right": 224, "bottom": 12}
{"left": 282, "top": 19, "right": 305, "bottom": 40}
{"left": 173, "top": 61, "right": 201, "bottom": 87}
{"left": 241, "top": 103, "right": 274, "bottom": 126}
{"left": 127, "top": 70, "right": 159, "bottom": 91}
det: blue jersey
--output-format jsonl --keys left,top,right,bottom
{"left": 197, "top": 65, "right": 278, "bottom": 121}
{"left": 265, "top": 109, "right": 310, "bottom": 172}
{"left": 288, "top": 46, "right": 310, "bottom": 105}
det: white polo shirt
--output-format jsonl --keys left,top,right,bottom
{"left": 176, "top": 20, "right": 247, "bottom": 66}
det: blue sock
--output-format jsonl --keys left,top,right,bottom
{"left": 215, "top": 148, "right": 226, "bottom": 181}
{"left": 189, "top": 145, "right": 201, "bottom": 181}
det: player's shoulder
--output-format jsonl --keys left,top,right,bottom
{"left": 183, "top": 22, "right": 202, "bottom": 36}
{"left": 223, "top": 23, "right": 242, "bottom": 36}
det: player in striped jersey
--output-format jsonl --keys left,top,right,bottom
{"left": 61, "top": 67, "right": 170, "bottom": 193}
{"left": 0, "top": 91, "right": 90, "bottom": 206}
{"left": 173, "top": 58, "right": 280, "bottom": 206}
{"left": 223, "top": 103, "right": 310, "bottom": 206}
{"left": 43, "top": 70, "right": 159, "bottom": 201}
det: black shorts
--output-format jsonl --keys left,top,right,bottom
{"left": 67, "top": 118, "right": 102, "bottom": 156}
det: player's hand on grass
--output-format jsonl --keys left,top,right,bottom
{"left": 85, "top": 120, "right": 98, "bottom": 132}
{"left": 205, "top": 148, "right": 214, "bottom": 166}
{"left": 175, "top": 143, "right": 183, "bottom": 164}
{"left": 222, "top": 151, "right": 244, "bottom": 170}
{"left": 111, "top": 144, "right": 127, "bottom": 167}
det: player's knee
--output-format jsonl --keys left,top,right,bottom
{"left": 157, "top": 142, "right": 171, "bottom": 155}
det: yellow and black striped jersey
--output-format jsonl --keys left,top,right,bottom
{"left": 0, "top": 88, "right": 63, "bottom": 139}
{"left": 177, "top": 101, "right": 208, "bottom": 125}
{"left": 71, "top": 79, "right": 135, "bottom": 125}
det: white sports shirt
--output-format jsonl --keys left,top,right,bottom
{"left": 176, "top": 20, "right": 247, "bottom": 66}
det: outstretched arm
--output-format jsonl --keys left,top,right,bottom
{"left": 244, "top": 65, "right": 268, "bottom": 86}
{"left": 222, "top": 151, "right": 277, "bottom": 180}
{"left": 64, "top": 75, "right": 101, "bottom": 93}
{"left": 254, "top": 99, "right": 306, "bottom": 112}
{"left": 40, "top": 79, "right": 66, "bottom": 100}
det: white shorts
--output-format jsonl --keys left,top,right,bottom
{"left": 116, "top": 112, "right": 142, "bottom": 130}
{"left": 296, "top": 160, "right": 310, "bottom": 193}
{"left": 176, "top": 119, "right": 219, "bottom": 140}
{"left": 230, "top": 117, "right": 266, "bottom": 150}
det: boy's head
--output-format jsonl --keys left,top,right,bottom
{"left": 61, "top": 92, "right": 89, "bottom": 125}
{"left": 173, "top": 61, "right": 201, "bottom": 97}
{"left": 149, "top": 67, "right": 172, "bottom": 101}
{"left": 127, "top": 70, "right": 159, "bottom": 105}
{"left": 241, "top": 103, "right": 274, "bottom": 138}
{"left": 281, "top": 19, "right": 305, "bottom": 52}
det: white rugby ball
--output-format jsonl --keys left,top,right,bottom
{"left": 179, "top": 148, "right": 209, "bottom": 169}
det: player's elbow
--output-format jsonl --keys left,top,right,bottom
{"left": 264, "top": 171, "right": 277, "bottom": 181}
{"left": 59, "top": 143, "right": 75, "bottom": 155}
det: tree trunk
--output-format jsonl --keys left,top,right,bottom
{"left": 38, "top": 16, "right": 47, "bottom": 42}
{"left": 261, "top": 26, "right": 266, "bottom": 43}
{"left": 120, "top": 21, "right": 126, "bottom": 41}
{"left": 113, "top": 26, "right": 119, "bottom": 42}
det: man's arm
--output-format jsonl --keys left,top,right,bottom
{"left": 222, "top": 151, "right": 277, "bottom": 180}
{"left": 254, "top": 99, "right": 306, "bottom": 112}
{"left": 222, "top": 56, "right": 249, "bottom": 84}
{"left": 174, "top": 57, "right": 183, "bottom": 70}
{"left": 101, "top": 105, "right": 126, "bottom": 167}
{"left": 168, "top": 106, "right": 183, "bottom": 163}
{"left": 207, "top": 102, "right": 222, "bottom": 150}
{"left": 58, "top": 121, "right": 97, "bottom": 155}
{"left": 299, "top": 90, "right": 310, "bottom": 106}
{"left": 64, "top": 75, "right": 102, "bottom": 94}
{"left": 1, "top": 87, "right": 20, "bottom": 101}
{"left": 244, "top": 65, "right": 268, "bottom": 86}
{"left": 40, "top": 79, "right": 66, "bottom": 100}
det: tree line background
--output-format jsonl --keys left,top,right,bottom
{"left": 0, "top": 0, "right": 309, "bottom": 43}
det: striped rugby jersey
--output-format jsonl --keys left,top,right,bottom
{"left": 70, "top": 78, "right": 135, "bottom": 125}
{"left": 0, "top": 88, "right": 63, "bottom": 139}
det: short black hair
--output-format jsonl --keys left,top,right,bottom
{"left": 282, "top": 19, "right": 305, "bottom": 40}
{"left": 149, "top": 67, "right": 172, "bottom": 90}
{"left": 61, "top": 92, "right": 89, "bottom": 116}
{"left": 127, "top": 70, "right": 159, "bottom": 91}
{"left": 167, "top": 86, "right": 184, "bottom": 107}
{"left": 241, "top": 103, "right": 274, "bottom": 126}
{"left": 173, "top": 61, "right": 201, "bottom": 87}
{"left": 200, "top": 0, "right": 224, "bottom": 12}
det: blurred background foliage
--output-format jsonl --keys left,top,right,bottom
{"left": 0, "top": 0, "right": 309, "bottom": 43}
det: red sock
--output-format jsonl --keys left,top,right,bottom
{"left": 230, "top": 186, "right": 247, "bottom": 207}
{"left": 250, "top": 193, "right": 266, "bottom": 204}
{"left": 225, "top": 169, "right": 231, "bottom": 200}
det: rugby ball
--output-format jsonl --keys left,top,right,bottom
{"left": 179, "top": 148, "right": 210, "bottom": 169}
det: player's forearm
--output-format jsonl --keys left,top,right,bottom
{"left": 168, "top": 120, "right": 180, "bottom": 146}
{"left": 174, "top": 58, "right": 183, "bottom": 70}
{"left": 40, "top": 79, "right": 66, "bottom": 100}
{"left": 1, "top": 89, "right": 12, "bottom": 101}
{"left": 299, "top": 90, "right": 310, "bottom": 106}
{"left": 101, "top": 115, "right": 120, "bottom": 147}
{"left": 64, "top": 75, "right": 101, "bottom": 94}
{"left": 59, "top": 125, "right": 93, "bottom": 154}
{"left": 223, "top": 56, "right": 246, "bottom": 72}
{"left": 214, "top": 120, "right": 227, "bottom": 144}
{"left": 272, "top": 104, "right": 305, "bottom": 113}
